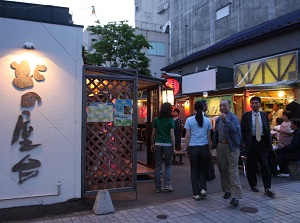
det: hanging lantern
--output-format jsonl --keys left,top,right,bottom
{"left": 162, "top": 86, "right": 174, "bottom": 105}
{"left": 139, "top": 106, "right": 147, "bottom": 118}
{"left": 166, "top": 78, "right": 180, "bottom": 95}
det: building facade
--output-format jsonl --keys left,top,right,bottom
{"left": 135, "top": 1, "right": 300, "bottom": 125}
{"left": 135, "top": 0, "right": 300, "bottom": 69}
{"left": 0, "top": 1, "right": 83, "bottom": 209}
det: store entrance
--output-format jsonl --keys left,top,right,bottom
{"left": 137, "top": 87, "right": 160, "bottom": 180}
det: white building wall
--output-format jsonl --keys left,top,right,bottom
{"left": 135, "top": 29, "right": 169, "bottom": 78}
{"left": 0, "top": 17, "right": 83, "bottom": 208}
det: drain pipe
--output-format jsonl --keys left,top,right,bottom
{"left": 0, "top": 180, "right": 61, "bottom": 201}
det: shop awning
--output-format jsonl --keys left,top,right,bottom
{"left": 242, "top": 79, "right": 300, "bottom": 90}
{"left": 84, "top": 65, "right": 165, "bottom": 91}
{"left": 138, "top": 74, "right": 165, "bottom": 90}
{"left": 161, "top": 73, "right": 181, "bottom": 78}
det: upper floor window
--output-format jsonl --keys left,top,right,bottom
{"left": 216, "top": 5, "right": 230, "bottom": 20}
{"left": 148, "top": 41, "right": 165, "bottom": 56}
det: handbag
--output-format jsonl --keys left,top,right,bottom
{"left": 206, "top": 157, "right": 216, "bottom": 182}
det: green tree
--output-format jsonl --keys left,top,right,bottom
{"left": 86, "top": 21, "right": 151, "bottom": 76}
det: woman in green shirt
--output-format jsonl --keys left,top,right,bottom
{"left": 151, "top": 102, "right": 176, "bottom": 193}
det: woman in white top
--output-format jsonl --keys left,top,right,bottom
{"left": 184, "top": 100, "right": 212, "bottom": 200}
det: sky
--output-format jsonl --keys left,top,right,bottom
{"left": 7, "top": 0, "right": 135, "bottom": 28}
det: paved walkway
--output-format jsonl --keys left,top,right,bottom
{"left": 18, "top": 181, "right": 300, "bottom": 223}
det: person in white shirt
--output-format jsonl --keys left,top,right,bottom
{"left": 268, "top": 103, "right": 283, "bottom": 128}
{"left": 184, "top": 100, "right": 212, "bottom": 201}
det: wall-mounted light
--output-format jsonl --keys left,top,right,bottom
{"left": 203, "top": 91, "right": 208, "bottom": 98}
{"left": 23, "top": 42, "right": 35, "bottom": 50}
{"left": 162, "top": 86, "right": 174, "bottom": 105}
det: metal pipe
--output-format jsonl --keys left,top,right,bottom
{"left": 0, "top": 180, "right": 61, "bottom": 201}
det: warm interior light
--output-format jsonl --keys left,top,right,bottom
{"left": 278, "top": 91, "right": 284, "bottom": 98}
{"left": 184, "top": 100, "right": 190, "bottom": 116}
{"left": 162, "top": 86, "right": 174, "bottom": 105}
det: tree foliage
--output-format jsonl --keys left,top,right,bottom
{"left": 86, "top": 21, "right": 151, "bottom": 76}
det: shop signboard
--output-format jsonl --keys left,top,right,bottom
{"left": 182, "top": 69, "right": 216, "bottom": 94}
{"left": 195, "top": 95, "right": 234, "bottom": 116}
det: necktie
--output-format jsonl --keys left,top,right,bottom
{"left": 255, "top": 113, "right": 261, "bottom": 142}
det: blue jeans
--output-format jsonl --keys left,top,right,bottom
{"left": 188, "top": 145, "right": 210, "bottom": 195}
{"left": 154, "top": 145, "right": 173, "bottom": 189}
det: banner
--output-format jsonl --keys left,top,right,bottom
{"left": 195, "top": 95, "right": 234, "bottom": 116}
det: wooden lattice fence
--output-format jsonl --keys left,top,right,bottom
{"left": 83, "top": 68, "right": 137, "bottom": 194}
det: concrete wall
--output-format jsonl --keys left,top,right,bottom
{"left": 135, "top": 0, "right": 170, "bottom": 32}
{"left": 0, "top": 17, "right": 83, "bottom": 208}
{"left": 161, "top": 0, "right": 300, "bottom": 63}
{"left": 167, "top": 29, "right": 300, "bottom": 76}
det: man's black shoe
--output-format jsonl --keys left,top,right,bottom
{"left": 265, "top": 188, "right": 275, "bottom": 197}
{"left": 223, "top": 192, "right": 231, "bottom": 199}
{"left": 230, "top": 198, "right": 239, "bottom": 206}
{"left": 251, "top": 186, "right": 259, "bottom": 192}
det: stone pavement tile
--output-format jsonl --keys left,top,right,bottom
{"left": 94, "top": 215, "right": 111, "bottom": 223}
{"left": 87, "top": 214, "right": 102, "bottom": 223}
{"left": 52, "top": 220, "right": 63, "bottom": 223}
{"left": 16, "top": 182, "right": 300, "bottom": 223}
{"left": 165, "top": 218, "right": 178, "bottom": 223}
{"left": 61, "top": 217, "right": 73, "bottom": 223}
{"left": 70, "top": 216, "right": 82, "bottom": 223}
{"left": 53, "top": 219, "right": 65, "bottom": 223}
{"left": 289, "top": 212, "right": 300, "bottom": 221}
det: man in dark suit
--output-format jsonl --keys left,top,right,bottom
{"left": 241, "top": 96, "right": 275, "bottom": 197}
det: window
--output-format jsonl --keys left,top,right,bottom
{"left": 148, "top": 41, "right": 165, "bottom": 56}
{"left": 216, "top": 5, "right": 230, "bottom": 20}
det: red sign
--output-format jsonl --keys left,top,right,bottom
{"left": 166, "top": 78, "right": 180, "bottom": 95}
{"left": 140, "top": 106, "right": 147, "bottom": 118}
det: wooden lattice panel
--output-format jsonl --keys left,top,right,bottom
{"left": 85, "top": 77, "right": 134, "bottom": 191}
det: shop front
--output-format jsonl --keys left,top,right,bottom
{"left": 234, "top": 51, "right": 300, "bottom": 119}
{"left": 179, "top": 51, "right": 300, "bottom": 126}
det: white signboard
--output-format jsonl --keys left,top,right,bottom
{"left": 182, "top": 69, "right": 217, "bottom": 94}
